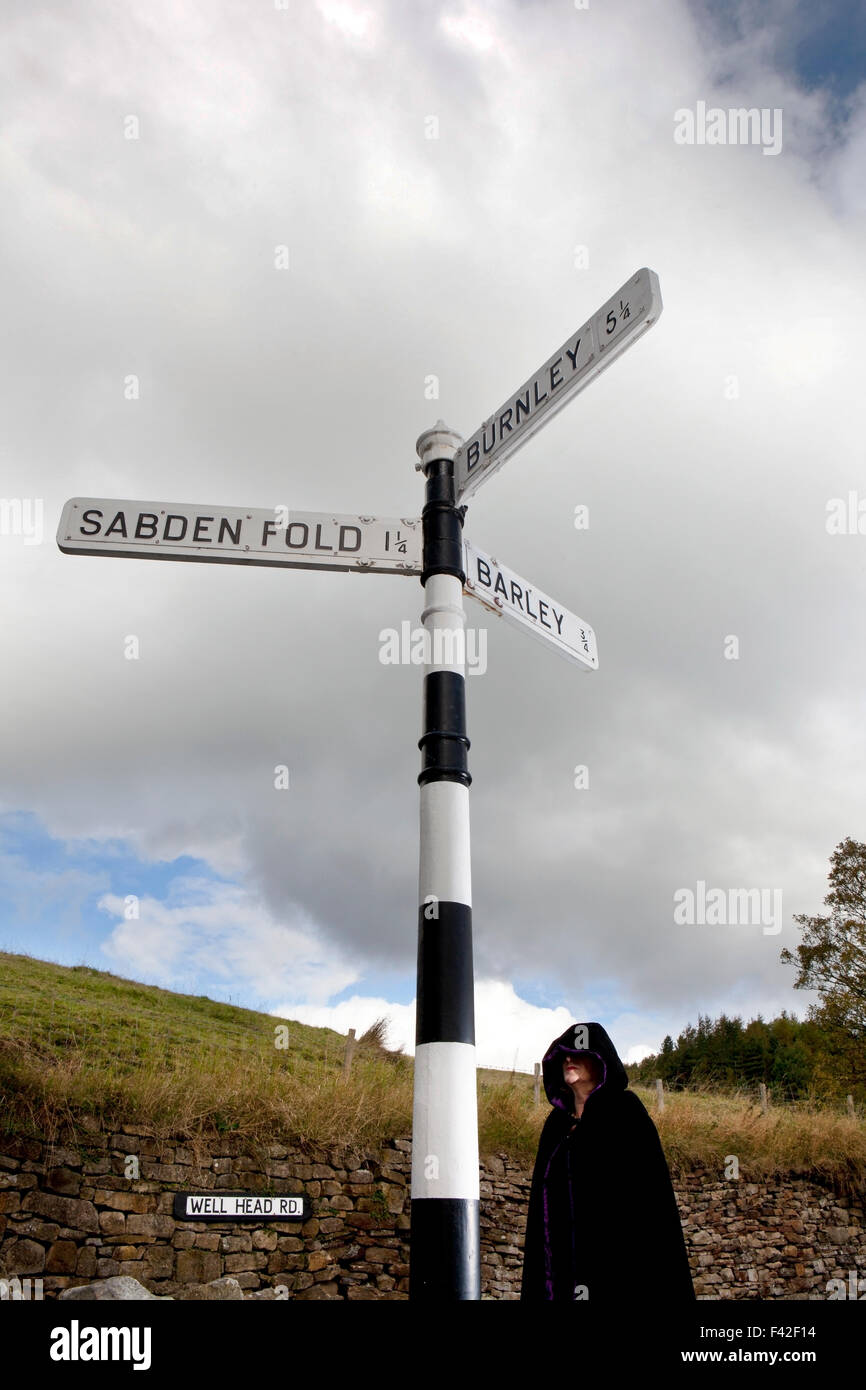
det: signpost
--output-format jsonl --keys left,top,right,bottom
{"left": 56, "top": 266, "right": 662, "bottom": 1302}
{"left": 454, "top": 266, "right": 662, "bottom": 502}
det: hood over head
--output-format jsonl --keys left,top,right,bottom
{"left": 541, "top": 1021, "right": 628, "bottom": 1116}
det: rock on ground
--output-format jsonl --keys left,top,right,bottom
{"left": 58, "top": 1276, "right": 171, "bottom": 1301}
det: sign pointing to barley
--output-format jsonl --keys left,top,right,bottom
{"left": 462, "top": 538, "right": 598, "bottom": 671}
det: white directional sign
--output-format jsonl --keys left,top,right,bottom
{"left": 462, "top": 538, "right": 598, "bottom": 671}
{"left": 57, "top": 498, "right": 422, "bottom": 575}
{"left": 454, "top": 267, "right": 662, "bottom": 502}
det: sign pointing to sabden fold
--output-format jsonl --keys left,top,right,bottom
{"left": 454, "top": 267, "right": 662, "bottom": 502}
{"left": 57, "top": 498, "right": 422, "bottom": 575}
{"left": 462, "top": 537, "right": 598, "bottom": 671}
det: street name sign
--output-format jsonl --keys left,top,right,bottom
{"left": 172, "top": 1193, "right": 305, "bottom": 1220}
{"left": 57, "top": 498, "right": 422, "bottom": 575}
{"left": 454, "top": 267, "right": 662, "bottom": 502}
{"left": 462, "top": 538, "right": 598, "bottom": 671}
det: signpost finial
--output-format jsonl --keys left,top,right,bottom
{"left": 415, "top": 421, "right": 464, "bottom": 472}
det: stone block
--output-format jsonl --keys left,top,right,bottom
{"left": 92, "top": 1191, "right": 152, "bottom": 1214}
{"left": 318, "top": 1217, "right": 345, "bottom": 1234}
{"left": 5, "top": 1238, "right": 46, "bottom": 1273}
{"left": 13, "top": 1219, "right": 60, "bottom": 1243}
{"left": 176, "top": 1249, "right": 220, "bottom": 1285}
{"left": 174, "top": 1276, "right": 244, "bottom": 1301}
{"left": 224, "top": 1253, "right": 267, "bottom": 1273}
{"left": 110, "top": 1136, "right": 140, "bottom": 1154}
{"left": 44, "top": 1241, "right": 79, "bottom": 1274}
{"left": 220, "top": 1234, "right": 252, "bottom": 1253}
{"left": 46, "top": 1167, "right": 82, "bottom": 1195}
{"left": 144, "top": 1246, "right": 175, "bottom": 1279}
{"left": 99, "top": 1211, "right": 126, "bottom": 1235}
{"left": 126, "top": 1213, "right": 174, "bottom": 1238}
{"left": 58, "top": 1275, "right": 167, "bottom": 1301}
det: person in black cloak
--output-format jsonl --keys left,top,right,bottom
{"left": 520, "top": 1021, "right": 696, "bottom": 1303}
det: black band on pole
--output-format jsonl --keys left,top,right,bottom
{"left": 409, "top": 1200, "right": 481, "bottom": 1300}
{"left": 418, "top": 672, "right": 471, "bottom": 786}
{"left": 415, "top": 901, "right": 475, "bottom": 1045}
{"left": 421, "top": 459, "right": 465, "bottom": 584}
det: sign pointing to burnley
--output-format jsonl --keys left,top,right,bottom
{"left": 463, "top": 538, "right": 598, "bottom": 671}
{"left": 57, "top": 498, "right": 421, "bottom": 575}
{"left": 454, "top": 267, "right": 662, "bottom": 502}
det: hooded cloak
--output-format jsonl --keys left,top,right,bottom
{"left": 520, "top": 1022, "right": 696, "bottom": 1303}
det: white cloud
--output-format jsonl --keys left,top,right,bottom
{"left": 270, "top": 979, "right": 661, "bottom": 1073}
{"left": 99, "top": 878, "right": 359, "bottom": 1004}
{"left": 274, "top": 994, "right": 416, "bottom": 1050}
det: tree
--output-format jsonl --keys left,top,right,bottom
{"left": 780, "top": 837, "right": 866, "bottom": 1087}
{"left": 770, "top": 1041, "right": 811, "bottom": 1099}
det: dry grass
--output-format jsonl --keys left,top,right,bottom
{"left": 1, "top": 951, "right": 864, "bottom": 1181}
{"left": 478, "top": 1071, "right": 866, "bottom": 1184}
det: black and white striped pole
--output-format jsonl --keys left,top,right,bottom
{"left": 410, "top": 422, "right": 480, "bottom": 1301}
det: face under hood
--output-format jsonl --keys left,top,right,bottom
{"left": 541, "top": 1021, "right": 629, "bottom": 1115}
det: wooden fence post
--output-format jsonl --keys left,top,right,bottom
{"left": 847, "top": 1094, "right": 855, "bottom": 1120}
{"left": 759, "top": 1082, "right": 768, "bottom": 1114}
{"left": 655, "top": 1079, "right": 664, "bottom": 1112}
{"left": 533, "top": 1062, "right": 541, "bottom": 1105}
{"left": 343, "top": 1028, "right": 356, "bottom": 1078}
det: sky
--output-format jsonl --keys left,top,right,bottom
{"left": 1, "top": 0, "right": 864, "bottom": 1071}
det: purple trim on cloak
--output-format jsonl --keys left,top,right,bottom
{"left": 539, "top": 1048, "right": 608, "bottom": 1300}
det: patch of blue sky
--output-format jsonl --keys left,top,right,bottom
{"left": 687, "top": 0, "right": 866, "bottom": 105}
{"left": 325, "top": 970, "right": 415, "bottom": 1008}
{"left": 0, "top": 809, "right": 233, "bottom": 973}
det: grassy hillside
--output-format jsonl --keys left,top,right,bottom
{"left": 1, "top": 951, "right": 864, "bottom": 1181}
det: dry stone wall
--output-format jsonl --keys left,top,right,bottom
{"left": 0, "top": 1128, "right": 863, "bottom": 1299}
